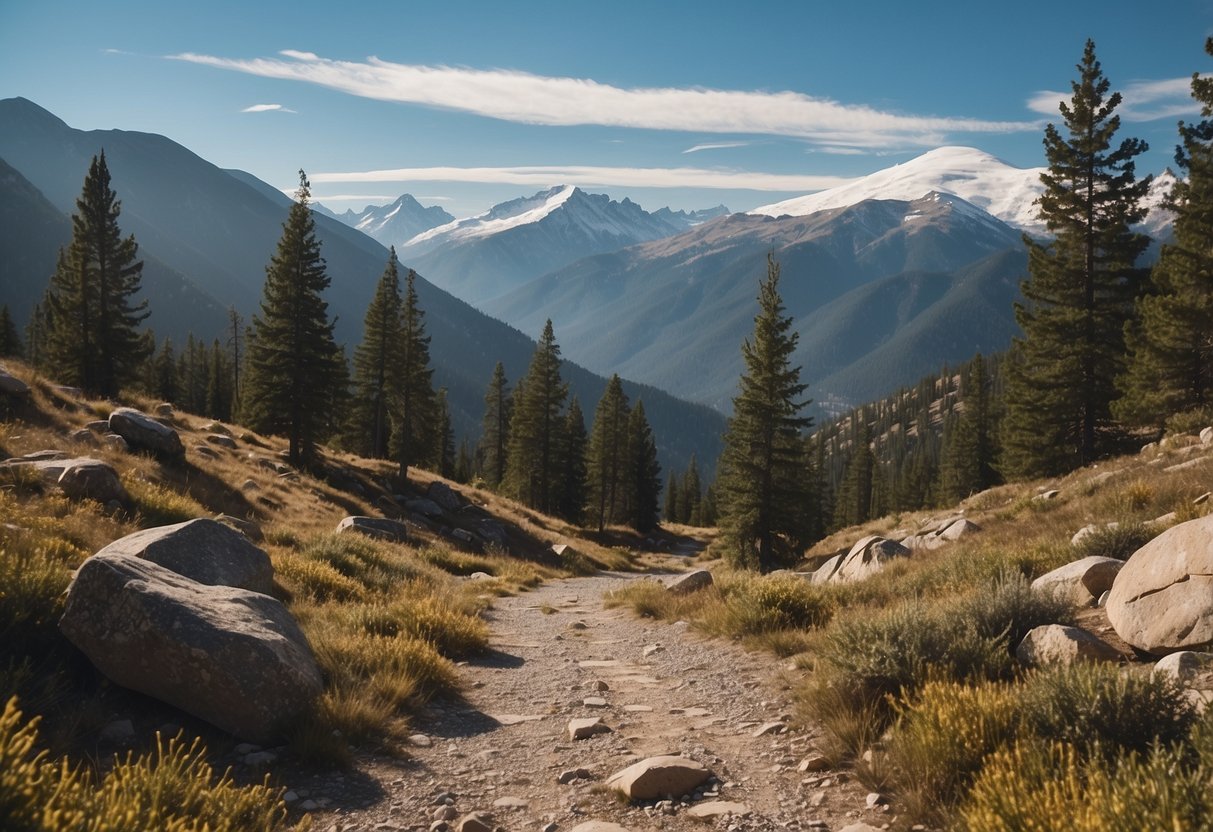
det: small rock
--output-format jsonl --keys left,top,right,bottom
{"left": 642, "top": 644, "right": 664, "bottom": 658}
{"left": 205, "top": 433, "right": 237, "bottom": 449}
{"left": 666, "top": 570, "right": 713, "bottom": 595}
{"left": 559, "top": 767, "right": 594, "bottom": 784}
{"left": 568, "top": 717, "right": 612, "bottom": 741}
{"left": 409, "top": 733, "right": 433, "bottom": 747}
{"left": 593, "top": 680, "right": 609, "bottom": 691}
{"left": 300, "top": 800, "right": 319, "bottom": 812}
{"left": 434, "top": 806, "right": 458, "bottom": 821}
{"left": 583, "top": 696, "right": 608, "bottom": 708}
{"left": 491, "top": 796, "right": 528, "bottom": 809}
{"left": 865, "top": 792, "right": 887, "bottom": 808}
{"left": 753, "top": 721, "right": 786, "bottom": 737}
{"left": 569, "top": 824, "right": 631, "bottom": 832}
{"left": 798, "top": 754, "right": 830, "bottom": 773}
{"left": 1016, "top": 624, "right": 1121, "bottom": 667}
{"left": 686, "top": 801, "right": 750, "bottom": 820}
{"left": 606, "top": 755, "right": 711, "bottom": 800}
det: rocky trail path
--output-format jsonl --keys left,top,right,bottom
{"left": 295, "top": 567, "right": 886, "bottom": 832}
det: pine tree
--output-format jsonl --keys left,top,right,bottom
{"left": 205, "top": 339, "right": 233, "bottom": 421}
{"left": 24, "top": 299, "right": 49, "bottom": 371}
{"left": 1002, "top": 40, "right": 1151, "bottom": 478}
{"left": 152, "top": 337, "right": 178, "bottom": 402}
{"left": 626, "top": 400, "right": 662, "bottom": 533}
{"left": 939, "top": 355, "right": 999, "bottom": 501}
{"left": 43, "top": 152, "right": 149, "bottom": 396}
{"left": 478, "top": 362, "right": 512, "bottom": 488}
{"left": 227, "top": 307, "right": 244, "bottom": 418}
{"left": 0, "top": 306, "right": 23, "bottom": 358}
{"left": 585, "top": 374, "right": 631, "bottom": 531}
{"left": 391, "top": 267, "right": 436, "bottom": 481}
{"left": 1116, "top": 38, "right": 1213, "bottom": 428}
{"left": 454, "top": 440, "right": 474, "bottom": 484}
{"left": 679, "top": 455, "right": 702, "bottom": 525}
{"left": 558, "top": 397, "right": 588, "bottom": 524}
{"left": 718, "top": 254, "right": 813, "bottom": 571}
{"left": 242, "top": 171, "right": 343, "bottom": 467}
{"left": 504, "top": 320, "right": 568, "bottom": 514}
{"left": 433, "top": 388, "right": 456, "bottom": 478}
{"left": 664, "top": 476, "right": 680, "bottom": 524}
{"left": 834, "top": 420, "right": 874, "bottom": 528}
{"left": 350, "top": 249, "right": 404, "bottom": 459}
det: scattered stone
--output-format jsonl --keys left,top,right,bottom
{"left": 491, "top": 796, "right": 528, "bottom": 809}
{"left": 1107, "top": 514, "right": 1213, "bottom": 654}
{"left": 686, "top": 800, "right": 750, "bottom": 820}
{"left": 57, "top": 458, "right": 128, "bottom": 504}
{"left": 1154, "top": 651, "right": 1213, "bottom": 690}
{"left": 451, "top": 528, "right": 476, "bottom": 545}
{"left": 335, "top": 515, "right": 410, "bottom": 543}
{"left": 1015, "top": 624, "right": 1121, "bottom": 667}
{"left": 839, "top": 825, "right": 884, "bottom": 832}
{"left": 1201, "top": 426, "right": 1213, "bottom": 446}
{"left": 583, "top": 696, "right": 608, "bottom": 708}
{"left": 1034, "top": 489, "right": 1060, "bottom": 501}
{"left": 666, "top": 569, "right": 713, "bottom": 595}
{"left": 1071, "top": 522, "right": 1119, "bottom": 546}
{"left": 642, "top": 644, "right": 664, "bottom": 658}
{"left": 865, "top": 792, "right": 887, "bottom": 808}
{"left": 95, "top": 518, "right": 274, "bottom": 594}
{"left": 108, "top": 407, "right": 184, "bottom": 459}
{"left": 154, "top": 403, "right": 174, "bottom": 419}
{"left": 205, "top": 433, "right": 237, "bottom": 450}
{"left": 1150, "top": 511, "right": 1179, "bottom": 527}
{"left": 69, "top": 428, "right": 98, "bottom": 445}
{"left": 473, "top": 519, "right": 509, "bottom": 547}
{"left": 0, "top": 368, "right": 30, "bottom": 396}
{"left": 240, "top": 479, "right": 259, "bottom": 491}
{"left": 59, "top": 554, "right": 322, "bottom": 742}
{"left": 427, "top": 481, "right": 465, "bottom": 511}
{"left": 408, "top": 734, "right": 433, "bottom": 748}
{"left": 103, "top": 434, "right": 128, "bottom": 452}
{"left": 809, "top": 554, "right": 843, "bottom": 584}
{"left": 569, "top": 823, "right": 632, "bottom": 832}
{"left": 753, "top": 721, "right": 786, "bottom": 737}
{"left": 193, "top": 444, "right": 219, "bottom": 459}
{"left": 455, "top": 814, "right": 493, "bottom": 832}
{"left": 1196, "top": 492, "right": 1212, "bottom": 506}
{"left": 605, "top": 755, "right": 711, "bottom": 800}
{"left": 568, "top": 717, "right": 612, "bottom": 741}
{"left": 203, "top": 422, "right": 231, "bottom": 435}
{"left": 53, "top": 385, "right": 83, "bottom": 399}
{"left": 406, "top": 498, "right": 445, "bottom": 517}
{"left": 831, "top": 536, "right": 910, "bottom": 583}
{"left": 798, "top": 754, "right": 831, "bottom": 773}
{"left": 938, "top": 518, "right": 981, "bottom": 540}
{"left": 1031, "top": 556, "right": 1124, "bottom": 607}
{"left": 559, "top": 767, "right": 594, "bottom": 784}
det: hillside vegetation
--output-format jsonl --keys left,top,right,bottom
{"left": 0, "top": 359, "right": 653, "bottom": 830}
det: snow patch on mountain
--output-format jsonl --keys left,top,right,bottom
{"left": 406, "top": 185, "right": 579, "bottom": 247}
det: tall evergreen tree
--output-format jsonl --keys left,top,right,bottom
{"left": 242, "top": 171, "right": 343, "bottom": 467}
{"left": 350, "top": 249, "right": 404, "bottom": 459}
{"left": 478, "top": 362, "right": 512, "bottom": 488}
{"left": 152, "top": 337, "right": 178, "bottom": 402}
{"left": 0, "top": 306, "right": 23, "bottom": 358}
{"left": 1117, "top": 38, "right": 1213, "bottom": 428}
{"left": 834, "top": 420, "right": 875, "bottom": 528}
{"left": 205, "top": 339, "right": 233, "bottom": 421}
{"left": 678, "top": 455, "right": 702, "bottom": 525}
{"left": 939, "top": 355, "right": 999, "bottom": 501}
{"left": 44, "top": 152, "right": 149, "bottom": 396}
{"left": 504, "top": 320, "right": 568, "bottom": 513}
{"left": 1002, "top": 40, "right": 1151, "bottom": 477}
{"left": 391, "top": 267, "right": 436, "bottom": 481}
{"left": 433, "top": 388, "right": 456, "bottom": 478}
{"left": 585, "top": 374, "right": 631, "bottom": 531}
{"left": 664, "top": 476, "right": 680, "bottom": 524}
{"left": 718, "top": 255, "right": 813, "bottom": 571}
{"left": 227, "top": 307, "right": 244, "bottom": 419}
{"left": 24, "top": 299, "right": 49, "bottom": 371}
{"left": 626, "top": 400, "right": 662, "bottom": 533}
{"left": 558, "top": 397, "right": 588, "bottom": 524}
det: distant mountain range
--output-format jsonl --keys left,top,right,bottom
{"left": 0, "top": 97, "right": 726, "bottom": 476}
{"left": 485, "top": 191, "right": 1032, "bottom": 415}
{"left": 327, "top": 195, "right": 455, "bottom": 251}
{"left": 398, "top": 185, "right": 729, "bottom": 304}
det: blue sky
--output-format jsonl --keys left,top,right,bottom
{"left": 3, "top": 0, "right": 1211, "bottom": 218}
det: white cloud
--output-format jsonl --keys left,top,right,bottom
{"left": 683, "top": 141, "right": 752, "bottom": 154}
{"left": 1028, "top": 76, "right": 1199, "bottom": 121}
{"left": 308, "top": 164, "right": 856, "bottom": 192}
{"left": 814, "top": 146, "right": 868, "bottom": 156}
{"left": 301, "top": 193, "right": 399, "bottom": 202}
{"left": 170, "top": 50, "right": 1036, "bottom": 148}
{"left": 241, "top": 103, "right": 296, "bottom": 113}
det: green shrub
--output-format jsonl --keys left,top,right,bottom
{"left": 1165, "top": 406, "right": 1213, "bottom": 438}
{"left": 1019, "top": 663, "right": 1196, "bottom": 760}
{"left": 274, "top": 555, "right": 366, "bottom": 602}
{"left": 961, "top": 570, "right": 1075, "bottom": 651}
{"left": 122, "top": 475, "right": 205, "bottom": 526}
{"left": 343, "top": 596, "right": 488, "bottom": 659}
{"left": 0, "top": 696, "right": 299, "bottom": 831}
{"left": 300, "top": 533, "right": 426, "bottom": 593}
{"left": 1073, "top": 522, "right": 1155, "bottom": 561}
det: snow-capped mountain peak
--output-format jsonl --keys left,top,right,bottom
{"left": 751, "top": 146, "right": 1048, "bottom": 232}
{"left": 406, "top": 185, "right": 578, "bottom": 248}
{"left": 327, "top": 193, "right": 454, "bottom": 250}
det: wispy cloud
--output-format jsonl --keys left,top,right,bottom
{"left": 683, "top": 141, "right": 751, "bottom": 154}
{"left": 308, "top": 164, "right": 856, "bottom": 192}
{"left": 815, "top": 146, "right": 868, "bottom": 156}
{"left": 170, "top": 50, "right": 1037, "bottom": 148}
{"left": 1028, "top": 76, "right": 1199, "bottom": 121}
{"left": 241, "top": 103, "right": 297, "bottom": 113}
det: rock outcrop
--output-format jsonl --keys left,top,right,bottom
{"left": 1107, "top": 514, "right": 1213, "bottom": 654}
{"left": 94, "top": 518, "right": 274, "bottom": 594}
{"left": 666, "top": 569, "right": 713, "bottom": 595}
{"left": 336, "top": 515, "right": 410, "bottom": 543}
{"left": 59, "top": 554, "right": 322, "bottom": 742}
{"left": 108, "top": 407, "right": 184, "bottom": 458}
{"left": 831, "top": 536, "right": 910, "bottom": 583}
{"left": 1015, "top": 624, "right": 1121, "bottom": 667}
{"left": 1031, "top": 556, "right": 1124, "bottom": 607}
{"left": 1, "top": 455, "right": 128, "bottom": 504}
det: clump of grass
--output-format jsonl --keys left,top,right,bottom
{"left": 705, "top": 573, "right": 834, "bottom": 637}
{"left": 274, "top": 555, "right": 366, "bottom": 602}
{"left": 298, "top": 533, "right": 429, "bottom": 594}
{"left": 416, "top": 545, "right": 495, "bottom": 576}
{"left": 1072, "top": 521, "right": 1155, "bottom": 560}
{"left": 0, "top": 696, "right": 299, "bottom": 831}
{"left": 122, "top": 474, "right": 206, "bottom": 526}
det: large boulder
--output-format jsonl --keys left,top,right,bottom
{"left": 1031, "top": 556, "right": 1124, "bottom": 607}
{"left": 95, "top": 518, "right": 274, "bottom": 594}
{"left": 335, "top": 515, "right": 410, "bottom": 543}
{"left": 809, "top": 554, "right": 843, "bottom": 584}
{"left": 831, "top": 536, "right": 910, "bottom": 583}
{"left": 0, "top": 368, "right": 30, "bottom": 396}
{"left": 1107, "top": 514, "right": 1213, "bottom": 654}
{"left": 427, "top": 481, "right": 464, "bottom": 511}
{"left": 938, "top": 518, "right": 981, "bottom": 541}
{"left": 59, "top": 554, "right": 322, "bottom": 742}
{"left": 667, "top": 569, "right": 713, "bottom": 595}
{"left": 1015, "top": 624, "right": 1121, "bottom": 667}
{"left": 605, "top": 755, "right": 711, "bottom": 800}
{"left": 108, "top": 407, "right": 184, "bottom": 459}
{"left": 1, "top": 455, "right": 128, "bottom": 504}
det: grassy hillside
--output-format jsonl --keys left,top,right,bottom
{"left": 0, "top": 360, "right": 665, "bottom": 829}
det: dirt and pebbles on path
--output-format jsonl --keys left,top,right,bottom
{"left": 291, "top": 569, "right": 898, "bottom": 832}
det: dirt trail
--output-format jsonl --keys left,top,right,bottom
{"left": 302, "top": 568, "right": 887, "bottom": 831}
